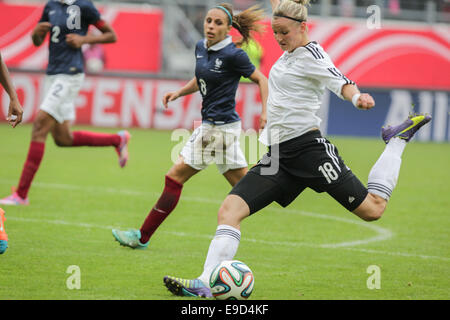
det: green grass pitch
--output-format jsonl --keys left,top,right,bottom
{"left": 0, "top": 123, "right": 449, "bottom": 300}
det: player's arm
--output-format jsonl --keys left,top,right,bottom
{"left": 341, "top": 84, "right": 375, "bottom": 110}
{"left": 66, "top": 20, "right": 117, "bottom": 49}
{"left": 31, "top": 22, "right": 52, "bottom": 47}
{"left": 248, "top": 69, "right": 268, "bottom": 129}
{"left": 304, "top": 52, "right": 375, "bottom": 110}
{"left": 162, "top": 77, "right": 199, "bottom": 109}
{"left": 0, "top": 53, "right": 23, "bottom": 127}
{"left": 31, "top": 3, "right": 51, "bottom": 47}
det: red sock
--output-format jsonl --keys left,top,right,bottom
{"left": 72, "top": 131, "right": 120, "bottom": 147}
{"left": 16, "top": 141, "right": 45, "bottom": 199}
{"left": 140, "top": 175, "right": 183, "bottom": 243}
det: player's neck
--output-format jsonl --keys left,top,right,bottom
{"left": 288, "top": 35, "right": 310, "bottom": 53}
{"left": 206, "top": 37, "right": 226, "bottom": 48}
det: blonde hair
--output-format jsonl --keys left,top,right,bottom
{"left": 273, "top": 0, "right": 311, "bottom": 22}
{"left": 215, "top": 3, "right": 265, "bottom": 45}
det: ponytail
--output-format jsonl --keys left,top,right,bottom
{"left": 216, "top": 3, "right": 265, "bottom": 45}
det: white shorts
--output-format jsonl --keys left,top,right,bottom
{"left": 180, "top": 121, "right": 248, "bottom": 174}
{"left": 40, "top": 73, "right": 85, "bottom": 123}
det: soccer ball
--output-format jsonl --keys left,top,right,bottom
{"left": 209, "top": 260, "right": 254, "bottom": 300}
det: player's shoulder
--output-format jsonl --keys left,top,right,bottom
{"left": 44, "top": 0, "right": 57, "bottom": 8}
{"left": 71, "top": 0, "right": 97, "bottom": 9}
{"left": 196, "top": 39, "right": 205, "bottom": 49}
{"left": 301, "top": 41, "right": 335, "bottom": 68}
{"left": 195, "top": 39, "right": 206, "bottom": 55}
{"left": 223, "top": 42, "right": 250, "bottom": 61}
{"left": 302, "top": 41, "right": 329, "bottom": 61}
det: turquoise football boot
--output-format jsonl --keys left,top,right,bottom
{"left": 112, "top": 229, "right": 148, "bottom": 249}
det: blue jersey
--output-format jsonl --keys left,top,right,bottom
{"left": 39, "top": 0, "right": 101, "bottom": 75}
{"left": 195, "top": 37, "right": 255, "bottom": 124}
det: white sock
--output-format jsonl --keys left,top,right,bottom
{"left": 197, "top": 224, "right": 241, "bottom": 286}
{"left": 367, "top": 138, "right": 406, "bottom": 200}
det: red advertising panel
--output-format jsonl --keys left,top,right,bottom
{"left": 0, "top": 72, "right": 264, "bottom": 131}
{"left": 238, "top": 19, "right": 450, "bottom": 90}
{"left": 1, "top": 2, "right": 449, "bottom": 89}
{"left": 0, "top": 2, "right": 162, "bottom": 72}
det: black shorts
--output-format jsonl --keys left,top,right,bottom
{"left": 229, "top": 130, "right": 368, "bottom": 214}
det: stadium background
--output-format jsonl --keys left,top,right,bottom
{"left": 0, "top": 0, "right": 449, "bottom": 142}
{"left": 0, "top": 0, "right": 449, "bottom": 303}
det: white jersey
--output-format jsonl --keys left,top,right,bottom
{"left": 259, "top": 41, "right": 354, "bottom": 146}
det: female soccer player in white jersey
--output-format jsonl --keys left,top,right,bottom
{"left": 163, "top": 0, "right": 432, "bottom": 297}
{"left": 0, "top": 0, "right": 130, "bottom": 206}
{"left": 112, "top": 3, "right": 268, "bottom": 249}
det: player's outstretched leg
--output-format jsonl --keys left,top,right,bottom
{"left": 0, "top": 139, "right": 45, "bottom": 206}
{"left": 115, "top": 130, "right": 131, "bottom": 168}
{"left": 111, "top": 229, "right": 148, "bottom": 249}
{"left": 366, "top": 113, "right": 432, "bottom": 202}
{"left": 0, "top": 208, "right": 8, "bottom": 254}
{"left": 163, "top": 276, "right": 212, "bottom": 298}
{"left": 0, "top": 187, "right": 29, "bottom": 206}
{"left": 381, "top": 113, "right": 432, "bottom": 144}
{"left": 163, "top": 223, "right": 242, "bottom": 298}
{"left": 112, "top": 174, "right": 184, "bottom": 249}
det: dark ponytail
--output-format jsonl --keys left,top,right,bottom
{"left": 217, "top": 3, "right": 265, "bottom": 46}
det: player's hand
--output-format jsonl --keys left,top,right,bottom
{"left": 66, "top": 34, "right": 85, "bottom": 49}
{"left": 355, "top": 93, "right": 375, "bottom": 110}
{"left": 259, "top": 112, "right": 267, "bottom": 130}
{"left": 162, "top": 92, "right": 180, "bottom": 109}
{"left": 7, "top": 98, "right": 23, "bottom": 128}
{"left": 34, "top": 22, "right": 52, "bottom": 37}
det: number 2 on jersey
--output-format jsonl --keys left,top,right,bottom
{"left": 51, "top": 26, "right": 60, "bottom": 43}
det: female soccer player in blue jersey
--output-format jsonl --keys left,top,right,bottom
{"left": 163, "top": 0, "right": 432, "bottom": 298}
{"left": 112, "top": 3, "right": 268, "bottom": 249}
{"left": 0, "top": 0, "right": 130, "bottom": 206}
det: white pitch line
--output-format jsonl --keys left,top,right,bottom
{"left": 2, "top": 179, "right": 448, "bottom": 261}
{"left": 1, "top": 179, "right": 392, "bottom": 247}
{"left": 25, "top": 180, "right": 394, "bottom": 247}
{"left": 6, "top": 216, "right": 449, "bottom": 262}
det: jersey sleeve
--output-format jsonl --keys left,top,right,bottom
{"left": 38, "top": 3, "right": 50, "bottom": 23}
{"left": 82, "top": 0, "right": 101, "bottom": 25}
{"left": 231, "top": 49, "right": 256, "bottom": 78}
{"left": 303, "top": 53, "right": 355, "bottom": 100}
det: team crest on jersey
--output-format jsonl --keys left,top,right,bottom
{"left": 214, "top": 58, "right": 223, "bottom": 70}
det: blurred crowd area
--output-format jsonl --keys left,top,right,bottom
{"left": 2, "top": 0, "right": 448, "bottom": 76}
{"left": 4, "top": 0, "right": 450, "bottom": 25}
{"left": 104, "top": 0, "right": 450, "bottom": 24}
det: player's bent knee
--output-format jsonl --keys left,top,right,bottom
{"left": 31, "top": 121, "right": 50, "bottom": 141}
{"left": 166, "top": 158, "right": 199, "bottom": 185}
{"left": 53, "top": 136, "right": 72, "bottom": 147}
{"left": 217, "top": 195, "right": 250, "bottom": 228}
{"left": 362, "top": 208, "right": 384, "bottom": 222}
{"left": 353, "top": 193, "right": 386, "bottom": 222}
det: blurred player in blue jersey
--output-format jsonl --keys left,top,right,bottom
{"left": 112, "top": 3, "right": 268, "bottom": 250}
{"left": 0, "top": 51, "right": 24, "bottom": 253}
{"left": 0, "top": 0, "right": 130, "bottom": 206}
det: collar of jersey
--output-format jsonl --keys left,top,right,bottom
{"left": 59, "top": 0, "right": 76, "bottom": 5}
{"left": 285, "top": 46, "right": 305, "bottom": 57}
{"left": 203, "top": 36, "right": 233, "bottom": 51}
{"left": 284, "top": 41, "right": 318, "bottom": 57}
